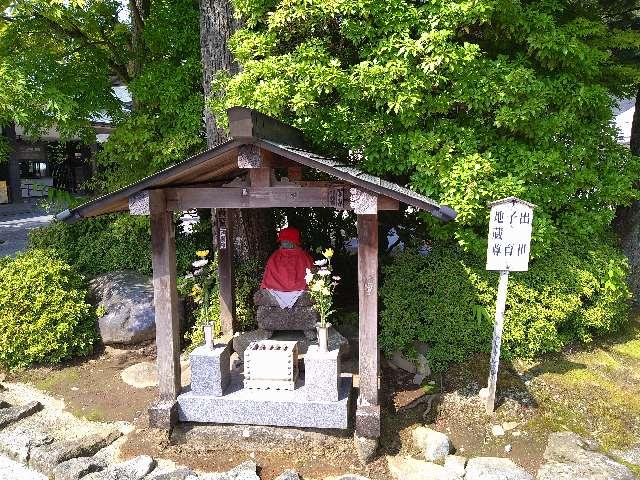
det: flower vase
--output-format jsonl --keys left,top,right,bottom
{"left": 316, "top": 322, "right": 331, "bottom": 352}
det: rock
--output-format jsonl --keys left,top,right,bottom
{"left": 611, "top": 446, "right": 640, "bottom": 466}
{"left": 120, "top": 362, "right": 158, "bottom": 388}
{"left": 505, "top": 444, "right": 512, "bottom": 453}
{"left": 465, "top": 457, "right": 532, "bottom": 480}
{"left": 491, "top": 425, "right": 505, "bottom": 437}
{"left": 146, "top": 468, "right": 196, "bottom": 480}
{"left": 91, "top": 271, "right": 178, "bottom": 345}
{"left": 413, "top": 341, "right": 430, "bottom": 357}
{"left": 0, "top": 426, "right": 53, "bottom": 463}
{"left": 416, "top": 354, "right": 431, "bottom": 377}
{"left": 274, "top": 470, "right": 300, "bottom": 480}
{"left": 479, "top": 387, "right": 489, "bottom": 400}
{"left": 52, "top": 456, "right": 107, "bottom": 480}
{"left": 0, "top": 401, "right": 42, "bottom": 429}
{"left": 412, "top": 374, "right": 425, "bottom": 385}
{"left": 83, "top": 455, "right": 156, "bottom": 480}
{"left": 332, "top": 476, "right": 372, "bottom": 480}
{"left": 444, "top": 455, "right": 466, "bottom": 478}
{"left": 30, "top": 430, "right": 122, "bottom": 476}
{"left": 537, "top": 432, "right": 635, "bottom": 480}
{"left": 226, "top": 460, "right": 259, "bottom": 480}
{"left": 0, "top": 400, "right": 9, "bottom": 408}
{"left": 502, "top": 422, "right": 519, "bottom": 432}
{"left": 232, "top": 330, "right": 273, "bottom": 361}
{"left": 354, "top": 433, "right": 378, "bottom": 464}
{"left": 412, "top": 426, "right": 452, "bottom": 463}
{"left": 386, "top": 455, "right": 455, "bottom": 480}
{"left": 389, "top": 351, "right": 416, "bottom": 373}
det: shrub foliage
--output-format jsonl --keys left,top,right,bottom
{"left": 0, "top": 250, "right": 98, "bottom": 370}
{"left": 380, "top": 240, "right": 631, "bottom": 371}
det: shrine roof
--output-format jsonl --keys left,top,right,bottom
{"left": 57, "top": 107, "right": 456, "bottom": 222}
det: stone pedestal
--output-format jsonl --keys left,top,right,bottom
{"left": 304, "top": 345, "right": 340, "bottom": 402}
{"left": 190, "top": 343, "right": 230, "bottom": 397}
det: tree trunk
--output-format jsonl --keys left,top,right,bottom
{"left": 615, "top": 88, "right": 640, "bottom": 304}
{"left": 199, "top": 0, "right": 275, "bottom": 266}
{"left": 5, "top": 122, "right": 22, "bottom": 203}
{"left": 199, "top": 0, "right": 238, "bottom": 148}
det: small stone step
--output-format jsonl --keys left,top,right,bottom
{"left": 82, "top": 455, "right": 156, "bottom": 480}
{"left": 30, "top": 430, "right": 122, "bottom": 476}
{"left": 53, "top": 456, "right": 108, "bottom": 480}
{"left": 0, "top": 401, "right": 42, "bottom": 429}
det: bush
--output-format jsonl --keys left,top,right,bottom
{"left": 28, "top": 213, "right": 214, "bottom": 277}
{"left": 28, "top": 215, "right": 153, "bottom": 276}
{"left": 0, "top": 250, "right": 98, "bottom": 370}
{"left": 380, "top": 239, "right": 631, "bottom": 372}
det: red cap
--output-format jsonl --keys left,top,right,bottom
{"left": 277, "top": 227, "right": 301, "bottom": 246}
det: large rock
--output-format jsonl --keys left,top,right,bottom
{"left": 537, "top": 432, "right": 635, "bottom": 480}
{"left": 91, "top": 271, "right": 174, "bottom": 345}
{"left": 386, "top": 455, "right": 456, "bottom": 480}
{"left": 412, "top": 426, "right": 452, "bottom": 463}
{"left": 465, "top": 457, "right": 533, "bottom": 480}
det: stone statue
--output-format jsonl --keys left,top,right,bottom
{"left": 254, "top": 227, "right": 319, "bottom": 337}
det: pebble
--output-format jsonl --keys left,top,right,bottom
{"left": 502, "top": 422, "right": 518, "bottom": 431}
{"left": 491, "top": 425, "right": 505, "bottom": 437}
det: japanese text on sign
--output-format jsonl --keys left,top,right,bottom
{"left": 486, "top": 198, "right": 534, "bottom": 272}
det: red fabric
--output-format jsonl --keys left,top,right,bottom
{"left": 277, "top": 227, "right": 302, "bottom": 246}
{"left": 261, "top": 247, "right": 314, "bottom": 291}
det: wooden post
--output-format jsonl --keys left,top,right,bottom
{"left": 148, "top": 190, "right": 181, "bottom": 428}
{"left": 485, "top": 270, "right": 509, "bottom": 414}
{"left": 356, "top": 212, "right": 380, "bottom": 439}
{"left": 216, "top": 209, "right": 236, "bottom": 336}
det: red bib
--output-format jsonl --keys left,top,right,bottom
{"left": 261, "top": 247, "right": 314, "bottom": 291}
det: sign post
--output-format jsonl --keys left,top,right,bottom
{"left": 484, "top": 197, "right": 535, "bottom": 414}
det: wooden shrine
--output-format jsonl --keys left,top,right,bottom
{"left": 58, "top": 107, "right": 456, "bottom": 447}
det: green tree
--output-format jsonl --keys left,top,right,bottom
{"left": 0, "top": 0, "right": 204, "bottom": 189}
{"left": 214, "top": 0, "right": 640, "bottom": 257}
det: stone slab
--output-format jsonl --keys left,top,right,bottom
{"left": 30, "top": 430, "right": 122, "bottom": 476}
{"left": 0, "top": 401, "right": 42, "bottom": 429}
{"left": 190, "top": 344, "right": 230, "bottom": 397}
{"left": 256, "top": 305, "right": 318, "bottom": 331}
{"left": 304, "top": 345, "right": 340, "bottom": 402}
{"left": 177, "top": 373, "right": 352, "bottom": 429}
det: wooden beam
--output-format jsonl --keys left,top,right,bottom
{"left": 356, "top": 213, "right": 380, "bottom": 438}
{"left": 216, "top": 209, "right": 236, "bottom": 335}
{"left": 227, "top": 107, "right": 307, "bottom": 148}
{"left": 149, "top": 190, "right": 181, "bottom": 403}
{"left": 162, "top": 186, "right": 398, "bottom": 211}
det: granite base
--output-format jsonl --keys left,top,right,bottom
{"left": 177, "top": 371, "right": 352, "bottom": 430}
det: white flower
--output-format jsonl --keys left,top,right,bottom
{"left": 314, "top": 259, "right": 327, "bottom": 266}
{"left": 332, "top": 275, "right": 341, "bottom": 281}
{"left": 318, "top": 268, "right": 331, "bottom": 276}
{"left": 193, "top": 268, "right": 203, "bottom": 276}
{"left": 192, "top": 259, "right": 209, "bottom": 268}
{"left": 305, "top": 270, "right": 314, "bottom": 284}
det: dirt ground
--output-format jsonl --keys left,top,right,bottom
{"left": 8, "top": 317, "right": 640, "bottom": 478}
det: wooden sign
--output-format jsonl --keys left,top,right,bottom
{"left": 486, "top": 197, "right": 534, "bottom": 272}
{"left": 484, "top": 196, "right": 535, "bottom": 415}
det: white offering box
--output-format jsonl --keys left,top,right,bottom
{"left": 244, "top": 340, "right": 299, "bottom": 391}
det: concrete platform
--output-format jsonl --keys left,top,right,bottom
{"left": 177, "top": 371, "right": 352, "bottom": 429}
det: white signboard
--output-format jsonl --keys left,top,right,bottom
{"left": 486, "top": 197, "right": 534, "bottom": 272}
